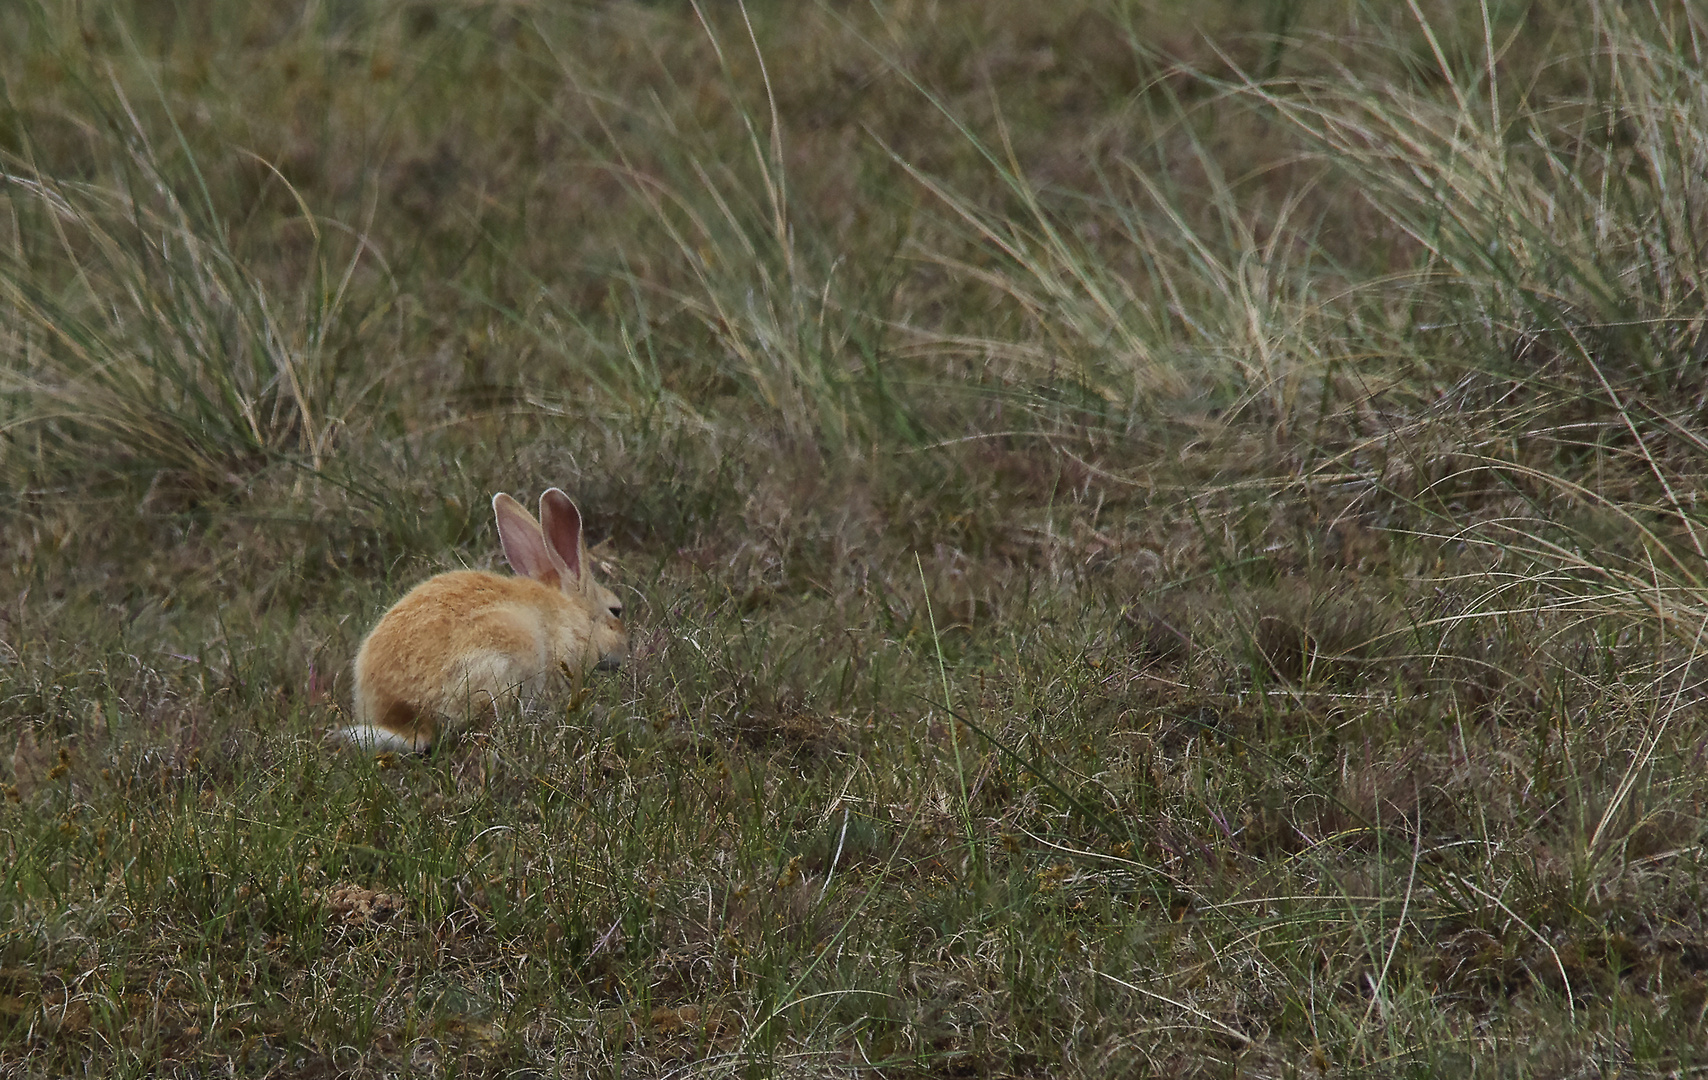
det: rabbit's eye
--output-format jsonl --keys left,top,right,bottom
{"left": 609, "top": 605, "right": 623, "bottom": 619}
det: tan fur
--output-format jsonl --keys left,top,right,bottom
{"left": 333, "top": 489, "right": 627, "bottom": 753}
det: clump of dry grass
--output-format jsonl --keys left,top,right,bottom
{"left": 0, "top": 109, "right": 377, "bottom": 499}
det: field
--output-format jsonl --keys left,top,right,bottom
{"left": 4, "top": 0, "right": 1708, "bottom": 1075}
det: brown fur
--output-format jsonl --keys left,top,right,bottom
{"left": 334, "top": 489, "right": 627, "bottom": 753}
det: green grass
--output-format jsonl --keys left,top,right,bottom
{"left": 5, "top": 0, "right": 1708, "bottom": 1075}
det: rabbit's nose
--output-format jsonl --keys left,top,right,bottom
{"left": 596, "top": 651, "right": 625, "bottom": 671}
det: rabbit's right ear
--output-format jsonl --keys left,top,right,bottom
{"left": 494, "top": 492, "right": 557, "bottom": 583}
{"left": 538, "top": 488, "right": 585, "bottom": 584}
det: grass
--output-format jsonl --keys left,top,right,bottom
{"left": 5, "top": 0, "right": 1708, "bottom": 1075}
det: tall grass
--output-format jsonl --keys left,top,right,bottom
{"left": 884, "top": 86, "right": 1343, "bottom": 431}
{"left": 491, "top": 2, "right": 927, "bottom": 458}
{"left": 0, "top": 83, "right": 376, "bottom": 499}
{"left": 1238, "top": 3, "right": 1708, "bottom": 630}
{"left": 871, "top": 3, "right": 1708, "bottom": 1068}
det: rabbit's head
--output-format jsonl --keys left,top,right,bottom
{"left": 494, "top": 488, "right": 628, "bottom": 671}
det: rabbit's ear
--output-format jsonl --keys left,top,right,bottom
{"left": 494, "top": 492, "right": 557, "bottom": 583}
{"left": 538, "top": 488, "right": 585, "bottom": 584}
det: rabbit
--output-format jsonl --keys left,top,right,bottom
{"left": 332, "top": 487, "right": 628, "bottom": 753}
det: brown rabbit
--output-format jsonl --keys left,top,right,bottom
{"left": 334, "top": 488, "right": 628, "bottom": 753}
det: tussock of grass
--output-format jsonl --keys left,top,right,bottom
{"left": 0, "top": 109, "right": 375, "bottom": 498}
{"left": 7, "top": 1, "right": 1708, "bottom": 1076}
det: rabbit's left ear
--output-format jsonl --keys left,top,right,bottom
{"left": 495, "top": 492, "right": 557, "bottom": 583}
{"left": 538, "top": 488, "right": 585, "bottom": 583}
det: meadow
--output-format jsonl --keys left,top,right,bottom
{"left": 3, "top": 0, "right": 1708, "bottom": 1075}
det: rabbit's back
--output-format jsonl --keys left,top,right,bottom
{"left": 352, "top": 570, "right": 596, "bottom": 743}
